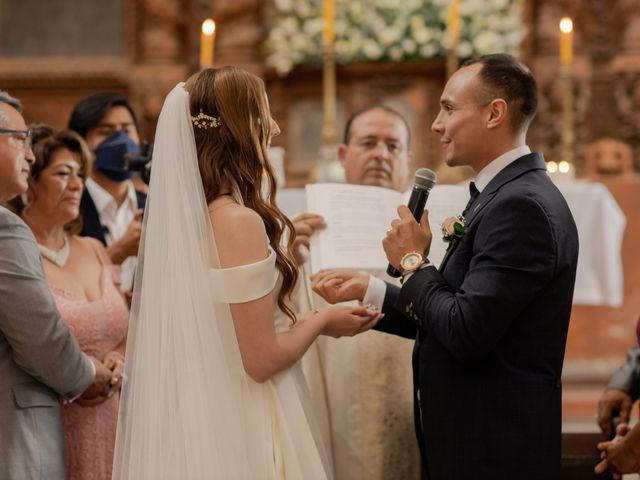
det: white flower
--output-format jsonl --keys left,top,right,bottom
{"left": 274, "top": 0, "right": 293, "bottom": 12}
{"left": 456, "top": 41, "right": 473, "bottom": 58}
{"left": 413, "top": 27, "right": 431, "bottom": 44}
{"left": 472, "top": 30, "right": 499, "bottom": 53}
{"left": 294, "top": 0, "right": 311, "bottom": 18}
{"left": 335, "top": 18, "right": 348, "bottom": 36}
{"left": 362, "top": 39, "right": 383, "bottom": 60}
{"left": 378, "top": 27, "right": 401, "bottom": 47}
{"left": 364, "top": 10, "right": 387, "bottom": 32}
{"left": 419, "top": 42, "right": 438, "bottom": 57}
{"left": 460, "top": 0, "right": 482, "bottom": 16}
{"left": 264, "top": 0, "right": 526, "bottom": 76}
{"left": 401, "top": 38, "right": 417, "bottom": 54}
{"left": 302, "top": 18, "right": 322, "bottom": 36}
{"left": 389, "top": 46, "right": 403, "bottom": 60}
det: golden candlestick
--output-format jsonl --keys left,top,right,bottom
{"left": 322, "top": 0, "right": 336, "bottom": 145}
{"left": 559, "top": 17, "right": 574, "bottom": 167}
{"left": 314, "top": 0, "right": 341, "bottom": 182}
{"left": 323, "top": 0, "right": 335, "bottom": 45}
{"left": 446, "top": 0, "right": 461, "bottom": 78}
{"left": 200, "top": 19, "right": 216, "bottom": 69}
{"left": 321, "top": 44, "right": 337, "bottom": 146}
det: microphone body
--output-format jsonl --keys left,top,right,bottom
{"left": 386, "top": 169, "right": 437, "bottom": 278}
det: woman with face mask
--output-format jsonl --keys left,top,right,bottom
{"left": 8, "top": 128, "right": 128, "bottom": 480}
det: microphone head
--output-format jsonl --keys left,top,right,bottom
{"left": 414, "top": 168, "right": 437, "bottom": 190}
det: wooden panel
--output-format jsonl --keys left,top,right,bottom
{"left": 0, "top": 0, "right": 124, "bottom": 58}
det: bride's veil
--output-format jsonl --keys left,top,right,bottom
{"left": 112, "top": 83, "right": 249, "bottom": 479}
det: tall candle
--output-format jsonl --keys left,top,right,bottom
{"left": 323, "top": 0, "right": 335, "bottom": 45}
{"left": 200, "top": 19, "right": 216, "bottom": 69}
{"left": 559, "top": 17, "right": 573, "bottom": 65}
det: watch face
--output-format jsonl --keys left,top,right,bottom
{"left": 402, "top": 252, "right": 422, "bottom": 270}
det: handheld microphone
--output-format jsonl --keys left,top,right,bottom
{"left": 386, "top": 168, "right": 437, "bottom": 278}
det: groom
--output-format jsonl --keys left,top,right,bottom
{"left": 313, "top": 54, "right": 579, "bottom": 479}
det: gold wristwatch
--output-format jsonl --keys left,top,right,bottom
{"left": 400, "top": 251, "right": 426, "bottom": 274}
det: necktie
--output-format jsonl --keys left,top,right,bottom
{"left": 461, "top": 181, "right": 479, "bottom": 219}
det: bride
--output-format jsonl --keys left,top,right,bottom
{"left": 112, "top": 66, "right": 381, "bottom": 479}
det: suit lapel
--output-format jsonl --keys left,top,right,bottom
{"left": 438, "top": 192, "right": 496, "bottom": 271}
{"left": 437, "top": 152, "right": 547, "bottom": 272}
{"left": 438, "top": 238, "right": 459, "bottom": 271}
{"left": 79, "top": 190, "right": 107, "bottom": 245}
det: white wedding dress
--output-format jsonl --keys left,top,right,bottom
{"left": 209, "top": 247, "right": 333, "bottom": 480}
{"left": 113, "top": 83, "right": 331, "bottom": 479}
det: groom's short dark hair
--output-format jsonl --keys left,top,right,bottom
{"left": 463, "top": 53, "right": 538, "bottom": 133}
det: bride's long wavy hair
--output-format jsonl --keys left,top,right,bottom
{"left": 185, "top": 67, "right": 298, "bottom": 321}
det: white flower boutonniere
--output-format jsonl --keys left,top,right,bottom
{"left": 441, "top": 215, "right": 467, "bottom": 243}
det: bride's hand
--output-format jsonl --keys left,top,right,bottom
{"left": 318, "top": 305, "right": 383, "bottom": 338}
{"left": 311, "top": 269, "right": 369, "bottom": 304}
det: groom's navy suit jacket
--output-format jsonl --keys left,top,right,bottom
{"left": 376, "top": 153, "right": 578, "bottom": 480}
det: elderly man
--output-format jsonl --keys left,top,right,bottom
{"left": 299, "top": 105, "right": 421, "bottom": 480}
{"left": 314, "top": 54, "right": 579, "bottom": 480}
{"left": 0, "top": 91, "right": 111, "bottom": 479}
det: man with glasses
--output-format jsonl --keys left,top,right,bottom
{"left": 0, "top": 90, "right": 111, "bottom": 479}
{"left": 0, "top": 126, "right": 32, "bottom": 151}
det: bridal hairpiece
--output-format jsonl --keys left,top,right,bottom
{"left": 191, "top": 109, "right": 221, "bottom": 129}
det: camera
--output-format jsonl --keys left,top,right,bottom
{"left": 124, "top": 141, "right": 153, "bottom": 185}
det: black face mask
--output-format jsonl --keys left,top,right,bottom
{"left": 93, "top": 130, "right": 140, "bottom": 182}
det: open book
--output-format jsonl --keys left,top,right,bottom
{"left": 306, "top": 183, "right": 469, "bottom": 274}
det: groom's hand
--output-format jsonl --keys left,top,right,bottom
{"left": 383, "top": 206, "right": 431, "bottom": 268}
{"left": 312, "top": 269, "right": 369, "bottom": 304}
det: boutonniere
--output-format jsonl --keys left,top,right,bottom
{"left": 441, "top": 215, "right": 467, "bottom": 243}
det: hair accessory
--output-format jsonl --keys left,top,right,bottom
{"left": 191, "top": 109, "right": 221, "bottom": 129}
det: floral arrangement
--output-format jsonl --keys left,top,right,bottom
{"left": 264, "top": 0, "right": 526, "bottom": 75}
{"left": 441, "top": 215, "right": 467, "bottom": 243}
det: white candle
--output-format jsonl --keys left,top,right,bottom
{"left": 200, "top": 19, "right": 216, "bottom": 69}
{"left": 559, "top": 17, "right": 573, "bottom": 66}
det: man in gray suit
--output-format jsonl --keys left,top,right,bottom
{"left": 0, "top": 91, "right": 112, "bottom": 479}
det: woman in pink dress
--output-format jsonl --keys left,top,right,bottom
{"left": 9, "top": 128, "right": 128, "bottom": 480}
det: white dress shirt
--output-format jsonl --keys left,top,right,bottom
{"left": 85, "top": 178, "right": 139, "bottom": 290}
{"left": 363, "top": 145, "right": 532, "bottom": 310}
